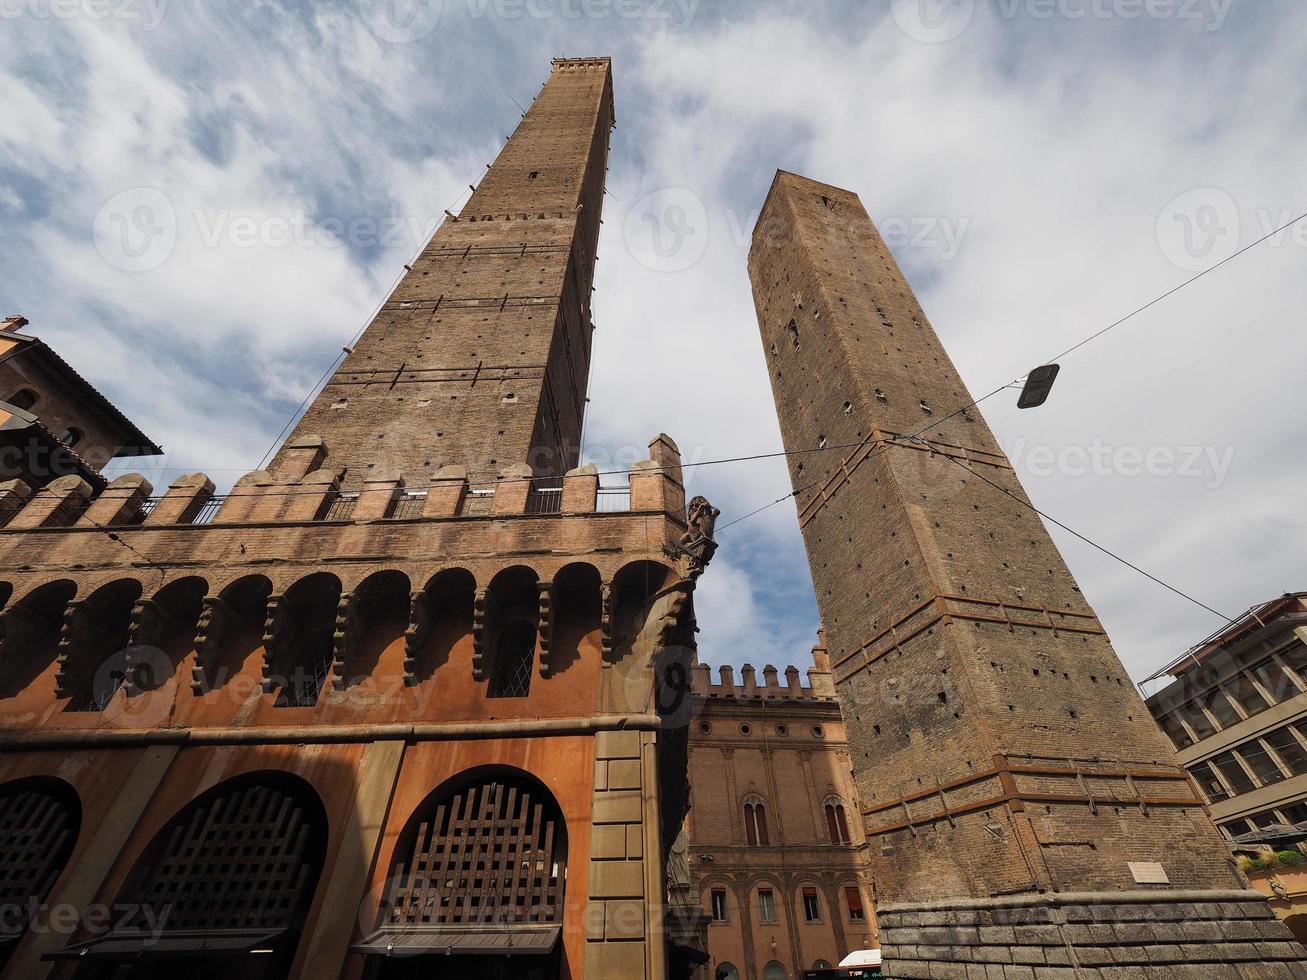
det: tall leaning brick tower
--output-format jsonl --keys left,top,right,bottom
{"left": 748, "top": 172, "right": 1307, "bottom": 976}
{"left": 278, "top": 57, "right": 611, "bottom": 487}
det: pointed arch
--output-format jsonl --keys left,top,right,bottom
{"left": 0, "top": 579, "right": 76, "bottom": 700}
{"left": 334, "top": 569, "right": 411, "bottom": 691}
{"left": 263, "top": 572, "right": 341, "bottom": 708}
{"left": 58, "top": 578, "right": 143, "bottom": 711}
{"left": 193, "top": 574, "right": 273, "bottom": 694}
{"left": 407, "top": 567, "right": 476, "bottom": 685}
{"left": 56, "top": 771, "right": 325, "bottom": 970}
{"left": 362, "top": 767, "right": 567, "bottom": 958}
{"left": 0, "top": 777, "right": 79, "bottom": 965}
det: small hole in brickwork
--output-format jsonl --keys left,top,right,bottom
{"left": 873, "top": 725, "right": 881, "bottom": 735}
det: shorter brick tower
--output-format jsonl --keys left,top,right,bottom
{"left": 748, "top": 171, "right": 1306, "bottom": 976}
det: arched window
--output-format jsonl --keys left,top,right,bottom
{"left": 764, "top": 961, "right": 787, "bottom": 980}
{"left": 488, "top": 619, "right": 535, "bottom": 698}
{"left": 744, "top": 798, "right": 769, "bottom": 847}
{"left": 362, "top": 771, "right": 567, "bottom": 960}
{"left": 715, "top": 964, "right": 740, "bottom": 980}
{"left": 54, "top": 773, "right": 326, "bottom": 971}
{"left": 824, "top": 800, "right": 851, "bottom": 844}
{"left": 7, "top": 389, "right": 36, "bottom": 411}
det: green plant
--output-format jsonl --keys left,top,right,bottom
{"left": 1276, "top": 850, "right": 1306, "bottom": 867}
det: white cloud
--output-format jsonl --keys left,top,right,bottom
{"left": 2, "top": 2, "right": 1304, "bottom": 680}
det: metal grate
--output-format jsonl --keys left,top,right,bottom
{"left": 596, "top": 487, "right": 631, "bottom": 513}
{"left": 487, "top": 622, "right": 535, "bottom": 699}
{"left": 391, "top": 492, "right": 428, "bottom": 520}
{"left": 277, "top": 653, "right": 331, "bottom": 708}
{"left": 385, "top": 778, "right": 565, "bottom": 927}
{"left": 525, "top": 483, "right": 562, "bottom": 515}
{"left": 193, "top": 495, "right": 225, "bottom": 525}
{"left": 460, "top": 490, "right": 495, "bottom": 517}
{"left": 0, "top": 785, "right": 77, "bottom": 939}
{"left": 323, "top": 493, "right": 358, "bottom": 522}
{"left": 117, "top": 781, "right": 317, "bottom": 933}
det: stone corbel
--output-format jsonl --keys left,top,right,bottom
{"left": 330, "top": 591, "right": 359, "bottom": 692}
{"left": 536, "top": 581, "right": 554, "bottom": 677}
{"left": 260, "top": 594, "right": 296, "bottom": 693}
{"left": 192, "top": 595, "right": 236, "bottom": 694}
{"left": 600, "top": 581, "right": 614, "bottom": 665}
{"left": 403, "top": 590, "right": 431, "bottom": 687}
{"left": 53, "top": 600, "right": 87, "bottom": 699}
{"left": 125, "top": 598, "right": 177, "bottom": 695}
{"left": 471, "top": 587, "right": 491, "bottom": 681}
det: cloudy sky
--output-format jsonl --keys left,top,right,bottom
{"left": 1, "top": 0, "right": 1303, "bottom": 686}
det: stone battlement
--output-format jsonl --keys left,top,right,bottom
{"left": 691, "top": 640, "right": 836, "bottom": 701}
{"left": 0, "top": 433, "right": 688, "bottom": 532}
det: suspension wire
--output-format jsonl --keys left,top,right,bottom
{"left": 919, "top": 438, "right": 1233, "bottom": 621}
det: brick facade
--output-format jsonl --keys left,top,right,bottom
{"left": 0, "top": 57, "right": 711, "bottom": 980}
{"left": 687, "top": 642, "right": 877, "bottom": 980}
{"left": 277, "top": 60, "right": 612, "bottom": 488}
{"left": 747, "top": 171, "right": 1307, "bottom": 976}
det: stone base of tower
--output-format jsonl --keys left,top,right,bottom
{"left": 877, "top": 889, "right": 1307, "bottom": 978}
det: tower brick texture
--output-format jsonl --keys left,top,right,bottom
{"left": 748, "top": 171, "right": 1307, "bottom": 976}
{"left": 279, "top": 60, "right": 613, "bottom": 488}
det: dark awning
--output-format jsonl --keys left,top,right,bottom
{"left": 45, "top": 929, "right": 286, "bottom": 960}
{"left": 1228, "top": 822, "right": 1307, "bottom": 849}
{"left": 352, "top": 924, "right": 561, "bottom": 957}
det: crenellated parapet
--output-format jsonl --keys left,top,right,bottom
{"left": 691, "top": 634, "right": 838, "bottom": 702}
{"left": 0, "top": 432, "right": 718, "bottom": 738}
{"left": 0, "top": 434, "right": 692, "bottom": 532}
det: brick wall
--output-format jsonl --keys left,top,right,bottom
{"left": 279, "top": 59, "right": 614, "bottom": 488}
{"left": 747, "top": 171, "right": 1242, "bottom": 905}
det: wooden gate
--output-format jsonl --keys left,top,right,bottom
{"left": 0, "top": 781, "right": 78, "bottom": 943}
{"left": 385, "top": 776, "right": 566, "bottom": 928}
